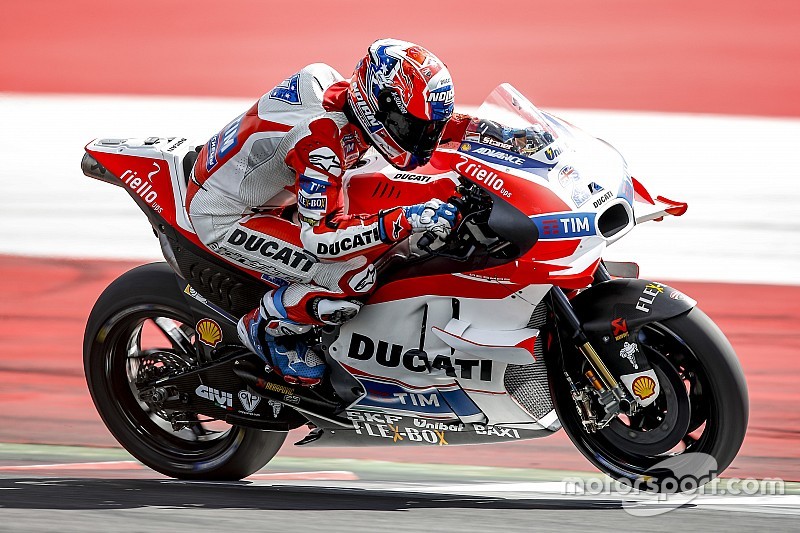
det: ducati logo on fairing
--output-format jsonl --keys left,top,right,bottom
{"left": 391, "top": 172, "right": 432, "bottom": 183}
{"left": 592, "top": 191, "right": 614, "bottom": 208}
{"left": 347, "top": 333, "right": 493, "bottom": 381}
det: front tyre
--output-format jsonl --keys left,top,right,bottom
{"left": 84, "top": 262, "right": 285, "bottom": 480}
{"left": 550, "top": 307, "right": 748, "bottom": 492}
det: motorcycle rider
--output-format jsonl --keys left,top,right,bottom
{"left": 186, "top": 39, "right": 470, "bottom": 386}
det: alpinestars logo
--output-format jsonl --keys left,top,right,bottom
{"left": 308, "top": 149, "right": 342, "bottom": 175}
{"left": 392, "top": 217, "right": 403, "bottom": 240}
{"left": 350, "top": 264, "right": 376, "bottom": 293}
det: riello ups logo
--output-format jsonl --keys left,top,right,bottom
{"left": 120, "top": 161, "right": 164, "bottom": 213}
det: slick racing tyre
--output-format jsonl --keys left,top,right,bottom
{"left": 549, "top": 307, "right": 748, "bottom": 492}
{"left": 84, "top": 262, "right": 285, "bottom": 480}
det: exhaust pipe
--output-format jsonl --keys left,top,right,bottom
{"left": 81, "top": 153, "right": 121, "bottom": 186}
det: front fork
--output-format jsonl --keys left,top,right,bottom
{"left": 550, "top": 265, "right": 634, "bottom": 432}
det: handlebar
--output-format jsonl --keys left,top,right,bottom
{"left": 415, "top": 182, "right": 488, "bottom": 261}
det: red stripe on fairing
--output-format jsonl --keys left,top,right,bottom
{"left": 341, "top": 362, "right": 459, "bottom": 391}
{"left": 368, "top": 273, "right": 521, "bottom": 305}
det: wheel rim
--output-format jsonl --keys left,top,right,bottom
{"left": 554, "top": 319, "right": 721, "bottom": 480}
{"left": 97, "top": 304, "right": 245, "bottom": 466}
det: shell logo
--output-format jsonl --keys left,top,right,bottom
{"left": 196, "top": 318, "right": 223, "bottom": 347}
{"left": 460, "top": 143, "right": 471, "bottom": 151}
{"left": 632, "top": 375, "right": 657, "bottom": 400}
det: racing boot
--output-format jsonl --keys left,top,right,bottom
{"left": 237, "top": 289, "right": 325, "bottom": 386}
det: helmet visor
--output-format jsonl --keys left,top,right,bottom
{"left": 383, "top": 110, "right": 448, "bottom": 164}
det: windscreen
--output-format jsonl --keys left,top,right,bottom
{"left": 462, "top": 84, "right": 563, "bottom": 161}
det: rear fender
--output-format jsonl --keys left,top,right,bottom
{"left": 569, "top": 279, "right": 696, "bottom": 406}
{"left": 82, "top": 137, "right": 198, "bottom": 235}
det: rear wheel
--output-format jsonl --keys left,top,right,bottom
{"left": 84, "top": 263, "right": 285, "bottom": 480}
{"left": 549, "top": 307, "right": 748, "bottom": 492}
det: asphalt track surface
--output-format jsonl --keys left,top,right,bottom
{"left": 3, "top": 0, "right": 800, "bottom": 528}
{"left": 0, "top": 444, "right": 799, "bottom": 532}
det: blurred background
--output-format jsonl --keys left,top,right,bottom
{"left": 1, "top": 0, "right": 798, "bottom": 481}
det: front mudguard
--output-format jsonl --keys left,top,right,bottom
{"left": 569, "top": 279, "right": 696, "bottom": 406}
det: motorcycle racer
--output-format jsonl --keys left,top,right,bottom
{"left": 187, "top": 39, "right": 469, "bottom": 386}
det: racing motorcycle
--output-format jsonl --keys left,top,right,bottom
{"left": 81, "top": 84, "right": 748, "bottom": 491}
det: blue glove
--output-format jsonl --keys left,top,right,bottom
{"left": 403, "top": 199, "right": 458, "bottom": 239}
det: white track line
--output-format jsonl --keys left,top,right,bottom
{"left": 1, "top": 93, "right": 798, "bottom": 284}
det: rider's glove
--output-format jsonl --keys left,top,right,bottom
{"left": 403, "top": 199, "right": 458, "bottom": 241}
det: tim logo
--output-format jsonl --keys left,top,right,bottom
{"left": 531, "top": 213, "right": 596, "bottom": 239}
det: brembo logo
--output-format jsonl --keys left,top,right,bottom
{"left": 347, "top": 333, "right": 493, "bottom": 381}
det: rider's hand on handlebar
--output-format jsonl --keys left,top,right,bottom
{"left": 403, "top": 199, "right": 459, "bottom": 241}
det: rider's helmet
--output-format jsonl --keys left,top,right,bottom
{"left": 348, "top": 39, "right": 455, "bottom": 170}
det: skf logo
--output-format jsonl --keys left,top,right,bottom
{"left": 631, "top": 375, "right": 657, "bottom": 400}
{"left": 611, "top": 318, "right": 628, "bottom": 341}
{"left": 196, "top": 318, "right": 223, "bottom": 347}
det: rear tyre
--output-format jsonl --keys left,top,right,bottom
{"left": 84, "top": 262, "right": 285, "bottom": 480}
{"left": 549, "top": 307, "right": 748, "bottom": 492}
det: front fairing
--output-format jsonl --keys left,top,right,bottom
{"left": 445, "top": 84, "right": 637, "bottom": 288}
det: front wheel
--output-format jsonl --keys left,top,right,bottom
{"left": 84, "top": 262, "right": 286, "bottom": 480}
{"left": 549, "top": 307, "right": 748, "bottom": 492}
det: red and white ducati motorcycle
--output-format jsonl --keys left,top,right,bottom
{"left": 81, "top": 84, "right": 747, "bottom": 490}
